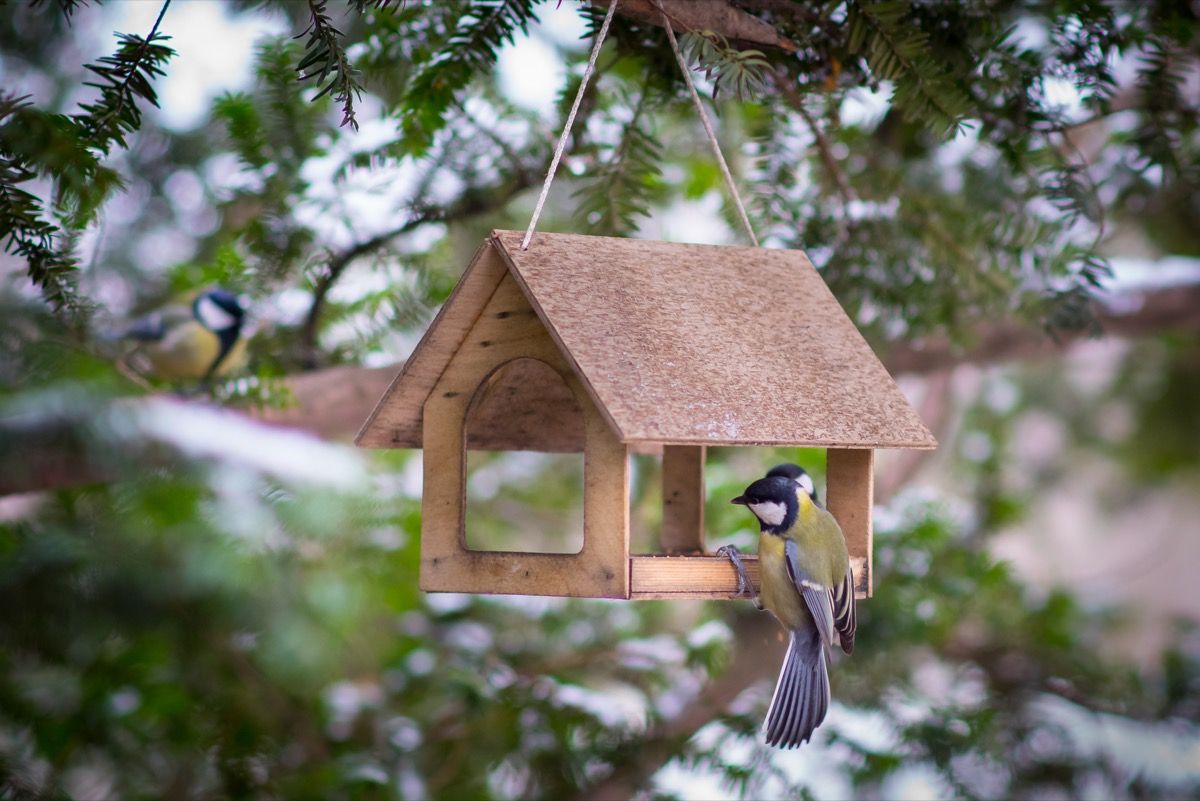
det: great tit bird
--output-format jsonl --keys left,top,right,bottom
{"left": 116, "top": 288, "right": 248, "bottom": 382}
{"left": 766, "top": 462, "right": 820, "bottom": 505}
{"left": 721, "top": 464, "right": 856, "bottom": 748}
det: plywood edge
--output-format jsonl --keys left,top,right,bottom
{"left": 490, "top": 230, "right": 629, "bottom": 444}
{"left": 421, "top": 551, "right": 629, "bottom": 598}
{"left": 628, "top": 554, "right": 869, "bottom": 601}
{"left": 355, "top": 239, "right": 507, "bottom": 448}
{"left": 620, "top": 436, "right": 939, "bottom": 450}
{"left": 826, "top": 448, "right": 874, "bottom": 598}
{"left": 353, "top": 366, "right": 407, "bottom": 448}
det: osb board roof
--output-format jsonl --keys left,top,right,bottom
{"left": 357, "top": 231, "right": 937, "bottom": 450}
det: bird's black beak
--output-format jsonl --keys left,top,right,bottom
{"left": 730, "top": 495, "right": 748, "bottom": 505}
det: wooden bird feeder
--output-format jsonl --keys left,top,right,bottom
{"left": 356, "top": 231, "right": 936, "bottom": 601}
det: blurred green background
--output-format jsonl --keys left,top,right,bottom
{"left": 2, "top": 2, "right": 1199, "bottom": 799}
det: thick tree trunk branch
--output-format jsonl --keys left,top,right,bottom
{"left": 596, "top": 0, "right": 797, "bottom": 52}
{"left": 255, "top": 365, "right": 398, "bottom": 440}
{"left": 880, "top": 282, "right": 1200, "bottom": 375}
{"left": 262, "top": 281, "right": 1200, "bottom": 445}
{"left": 4, "top": 283, "right": 1198, "bottom": 496}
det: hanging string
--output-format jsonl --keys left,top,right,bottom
{"left": 521, "top": 0, "right": 620, "bottom": 250}
{"left": 522, "top": 0, "right": 758, "bottom": 250}
{"left": 654, "top": 1, "right": 759, "bottom": 246}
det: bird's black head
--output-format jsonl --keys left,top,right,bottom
{"left": 766, "top": 463, "right": 819, "bottom": 506}
{"left": 731, "top": 475, "right": 798, "bottom": 534}
{"left": 193, "top": 289, "right": 246, "bottom": 375}
{"left": 193, "top": 288, "right": 245, "bottom": 335}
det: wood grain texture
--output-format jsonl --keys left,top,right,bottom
{"left": 420, "top": 272, "right": 629, "bottom": 598}
{"left": 494, "top": 230, "right": 937, "bottom": 449}
{"left": 357, "top": 240, "right": 507, "bottom": 448}
{"left": 629, "top": 555, "right": 868, "bottom": 600}
{"left": 827, "top": 448, "right": 874, "bottom": 597}
{"left": 360, "top": 232, "right": 936, "bottom": 452}
{"left": 660, "top": 446, "right": 705, "bottom": 553}
{"left": 465, "top": 357, "right": 585, "bottom": 452}
{"left": 356, "top": 244, "right": 593, "bottom": 452}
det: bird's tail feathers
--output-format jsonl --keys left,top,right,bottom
{"left": 763, "top": 628, "right": 829, "bottom": 748}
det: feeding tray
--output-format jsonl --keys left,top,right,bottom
{"left": 357, "top": 231, "right": 936, "bottom": 600}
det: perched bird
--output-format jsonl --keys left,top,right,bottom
{"left": 766, "top": 462, "right": 821, "bottom": 506}
{"left": 720, "top": 464, "right": 856, "bottom": 748}
{"left": 115, "top": 288, "right": 248, "bottom": 382}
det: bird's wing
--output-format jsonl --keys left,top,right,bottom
{"left": 122, "top": 313, "right": 166, "bottom": 342}
{"left": 122, "top": 306, "right": 192, "bottom": 342}
{"left": 784, "top": 538, "right": 835, "bottom": 650}
{"left": 831, "top": 566, "right": 856, "bottom": 655}
{"left": 811, "top": 507, "right": 856, "bottom": 654}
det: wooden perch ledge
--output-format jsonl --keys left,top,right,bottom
{"left": 629, "top": 554, "right": 869, "bottom": 600}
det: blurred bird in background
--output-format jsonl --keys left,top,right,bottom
{"left": 108, "top": 288, "right": 249, "bottom": 384}
{"left": 720, "top": 463, "right": 856, "bottom": 748}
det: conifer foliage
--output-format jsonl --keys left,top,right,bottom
{"left": 5, "top": 0, "right": 1196, "bottom": 341}
{"left": 1, "top": 3, "right": 1199, "bottom": 800}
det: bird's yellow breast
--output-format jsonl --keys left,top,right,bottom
{"left": 758, "top": 532, "right": 807, "bottom": 630}
{"left": 140, "top": 322, "right": 246, "bottom": 380}
{"left": 756, "top": 487, "right": 849, "bottom": 632}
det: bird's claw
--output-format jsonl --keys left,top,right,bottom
{"left": 716, "top": 544, "right": 748, "bottom": 596}
{"left": 716, "top": 544, "right": 760, "bottom": 608}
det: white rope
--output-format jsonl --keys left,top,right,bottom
{"left": 654, "top": 0, "right": 759, "bottom": 247}
{"left": 521, "top": 0, "right": 620, "bottom": 250}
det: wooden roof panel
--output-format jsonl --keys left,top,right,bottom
{"left": 493, "top": 230, "right": 936, "bottom": 449}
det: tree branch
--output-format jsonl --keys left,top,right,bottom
{"left": 595, "top": 0, "right": 797, "bottom": 52}
{"left": 5, "top": 282, "right": 1199, "bottom": 496}
{"left": 297, "top": 167, "right": 545, "bottom": 369}
{"left": 223, "top": 281, "right": 1200, "bottom": 452}
{"left": 773, "top": 70, "right": 856, "bottom": 204}
{"left": 880, "top": 281, "right": 1200, "bottom": 375}
{"left": 83, "top": 0, "right": 173, "bottom": 147}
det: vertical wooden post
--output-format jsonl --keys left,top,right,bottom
{"left": 420, "top": 390, "right": 468, "bottom": 592}
{"left": 583, "top": 416, "right": 630, "bottom": 597}
{"left": 826, "top": 448, "right": 873, "bottom": 597}
{"left": 660, "top": 445, "right": 705, "bottom": 553}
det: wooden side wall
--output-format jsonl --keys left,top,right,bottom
{"left": 420, "top": 271, "right": 629, "bottom": 598}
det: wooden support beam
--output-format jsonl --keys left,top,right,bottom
{"left": 826, "top": 448, "right": 874, "bottom": 597}
{"left": 629, "top": 554, "right": 867, "bottom": 600}
{"left": 660, "top": 445, "right": 706, "bottom": 553}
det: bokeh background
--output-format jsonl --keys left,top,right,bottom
{"left": 2, "top": 2, "right": 1199, "bottom": 799}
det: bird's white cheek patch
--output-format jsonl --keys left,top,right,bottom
{"left": 749, "top": 501, "right": 787, "bottom": 527}
{"left": 797, "top": 473, "right": 815, "bottom": 498}
{"left": 196, "top": 296, "right": 237, "bottom": 331}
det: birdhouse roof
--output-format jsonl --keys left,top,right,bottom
{"left": 357, "top": 230, "right": 936, "bottom": 450}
